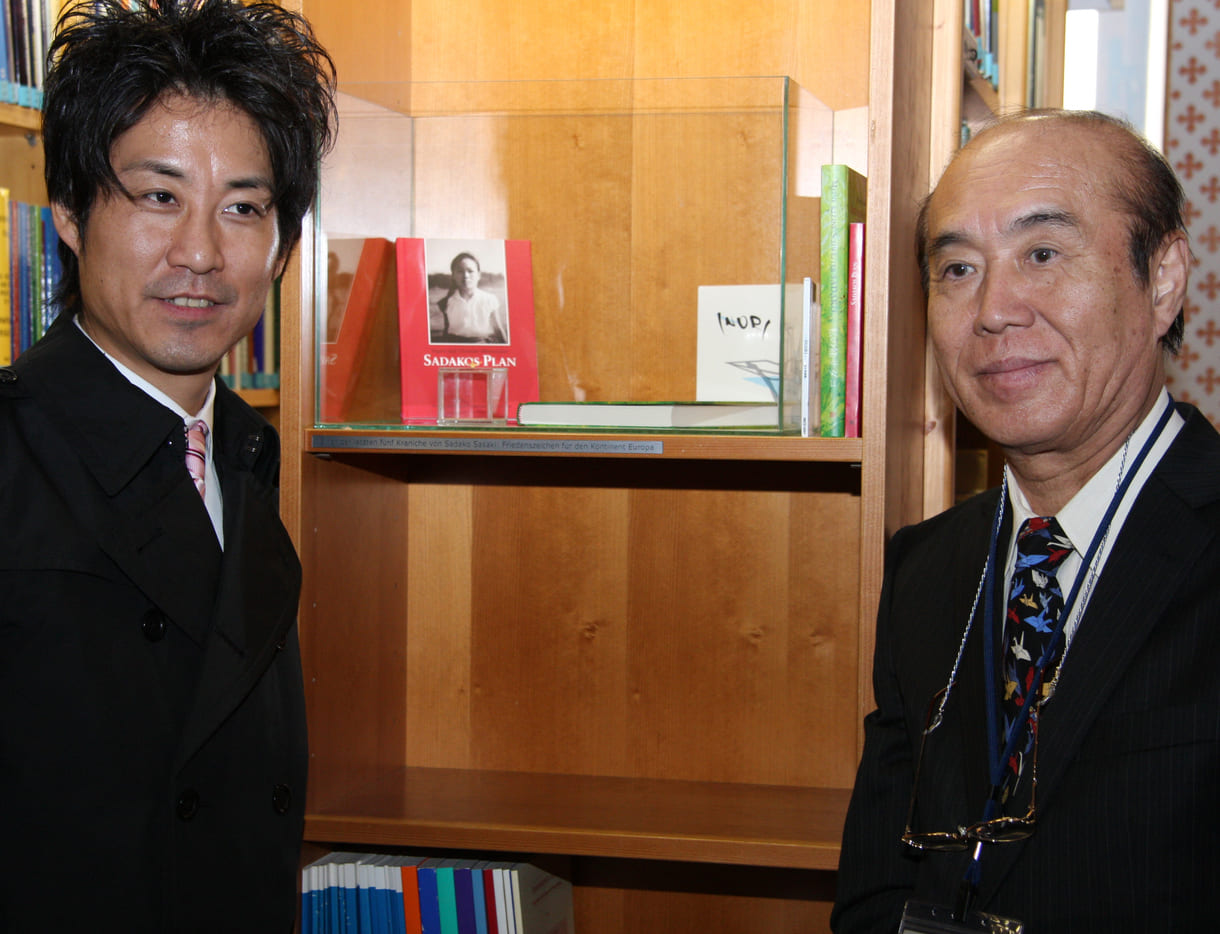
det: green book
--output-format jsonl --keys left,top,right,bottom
{"left": 435, "top": 862, "right": 460, "bottom": 934}
{"left": 819, "top": 164, "right": 867, "bottom": 437}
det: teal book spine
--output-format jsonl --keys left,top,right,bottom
{"left": 436, "top": 866, "right": 459, "bottom": 934}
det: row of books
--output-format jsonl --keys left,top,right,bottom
{"left": 301, "top": 852, "right": 575, "bottom": 934}
{"left": 964, "top": 0, "right": 1000, "bottom": 89}
{"left": 0, "top": 0, "right": 55, "bottom": 108}
{"left": 217, "top": 280, "right": 281, "bottom": 390}
{"left": 322, "top": 162, "right": 866, "bottom": 437}
{"left": 0, "top": 189, "right": 61, "bottom": 366}
{"left": 484, "top": 161, "right": 867, "bottom": 438}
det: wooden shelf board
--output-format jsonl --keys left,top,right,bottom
{"left": 305, "top": 767, "right": 851, "bottom": 871}
{"left": 306, "top": 427, "right": 864, "bottom": 463}
{"left": 962, "top": 68, "right": 1000, "bottom": 119}
{"left": 0, "top": 103, "right": 40, "bottom": 135}
{"left": 234, "top": 387, "right": 280, "bottom": 408}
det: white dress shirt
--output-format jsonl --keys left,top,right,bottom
{"left": 1004, "top": 388, "right": 1183, "bottom": 648}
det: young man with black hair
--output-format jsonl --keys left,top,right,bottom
{"left": 0, "top": 1, "right": 336, "bottom": 929}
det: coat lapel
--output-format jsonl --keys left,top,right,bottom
{"left": 175, "top": 397, "right": 302, "bottom": 768}
{"left": 952, "top": 495, "right": 1009, "bottom": 814}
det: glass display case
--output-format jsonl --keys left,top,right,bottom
{"left": 312, "top": 77, "right": 854, "bottom": 436}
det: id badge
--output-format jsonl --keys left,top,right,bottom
{"left": 899, "top": 900, "right": 1024, "bottom": 934}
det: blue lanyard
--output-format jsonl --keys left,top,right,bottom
{"left": 978, "top": 395, "right": 1177, "bottom": 805}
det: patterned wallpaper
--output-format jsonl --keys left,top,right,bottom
{"left": 1165, "top": 0, "right": 1220, "bottom": 423}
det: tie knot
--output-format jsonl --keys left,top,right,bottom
{"left": 1016, "top": 516, "right": 1072, "bottom": 571}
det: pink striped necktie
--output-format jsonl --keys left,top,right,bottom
{"left": 185, "top": 420, "right": 208, "bottom": 499}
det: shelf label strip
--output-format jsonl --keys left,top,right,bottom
{"left": 312, "top": 435, "right": 665, "bottom": 455}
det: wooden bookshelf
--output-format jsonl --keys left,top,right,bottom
{"left": 275, "top": 0, "right": 1060, "bottom": 930}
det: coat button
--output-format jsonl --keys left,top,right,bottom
{"left": 272, "top": 783, "right": 292, "bottom": 814}
{"left": 141, "top": 609, "right": 168, "bottom": 642}
{"left": 0, "top": 367, "right": 15, "bottom": 383}
{"left": 177, "top": 789, "right": 200, "bottom": 821}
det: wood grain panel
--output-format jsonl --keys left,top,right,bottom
{"left": 301, "top": 0, "right": 408, "bottom": 85}
{"left": 302, "top": 454, "right": 413, "bottom": 803}
{"left": 0, "top": 133, "right": 45, "bottom": 204}
{"left": 405, "top": 481, "right": 476, "bottom": 764}
{"left": 411, "top": 110, "right": 636, "bottom": 400}
{"left": 575, "top": 859, "right": 835, "bottom": 934}
{"left": 467, "top": 483, "right": 631, "bottom": 773}
{"left": 620, "top": 486, "right": 859, "bottom": 786}
{"left": 408, "top": 0, "right": 636, "bottom": 82}
{"left": 628, "top": 108, "right": 788, "bottom": 400}
{"left": 306, "top": 0, "right": 865, "bottom": 111}
{"left": 307, "top": 455, "right": 866, "bottom": 788}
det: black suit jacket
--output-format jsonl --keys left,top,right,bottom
{"left": 0, "top": 313, "right": 305, "bottom": 932}
{"left": 833, "top": 402, "right": 1220, "bottom": 933}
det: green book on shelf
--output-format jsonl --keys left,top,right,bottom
{"left": 819, "top": 163, "right": 867, "bottom": 437}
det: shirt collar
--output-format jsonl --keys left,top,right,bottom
{"left": 1008, "top": 387, "right": 1184, "bottom": 551}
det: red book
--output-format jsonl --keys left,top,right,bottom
{"left": 319, "top": 237, "right": 396, "bottom": 422}
{"left": 844, "top": 221, "right": 865, "bottom": 438}
{"left": 396, "top": 237, "right": 539, "bottom": 425}
{"left": 401, "top": 861, "right": 423, "bottom": 934}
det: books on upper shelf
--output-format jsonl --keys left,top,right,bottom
{"left": 818, "top": 163, "right": 866, "bottom": 438}
{"left": 218, "top": 276, "right": 281, "bottom": 394}
{"left": 963, "top": 0, "right": 999, "bottom": 89}
{"left": 3, "top": 191, "right": 62, "bottom": 365}
{"left": 0, "top": 0, "right": 55, "bottom": 108}
{"left": 397, "top": 237, "right": 539, "bottom": 426}
{"left": 301, "top": 852, "right": 574, "bottom": 934}
{"left": 517, "top": 399, "right": 780, "bottom": 430}
{"left": 320, "top": 237, "right": 396, "bottom": 421}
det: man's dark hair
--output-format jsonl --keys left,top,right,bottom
{"left": 42, "top": 0, "right": 337, "bottom": 311}
{"left": 916, "top": 109, "right": 1188, "bottom": 353}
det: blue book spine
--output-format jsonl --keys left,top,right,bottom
{"left": 328, "top": 864, "right": 343, "bottom": 934}
{"left": 300, "top": 864, "right": 315, "bottom": 934}
{"left": 17, "top": 202, "right": 29, "bottom": 355}
{"left": 471, "top": 866, "right": 489, "bottom": 934}
{"left": 341, "top": 862, "right": 360, "bottom": 934}
{"left": 0, "top": 0, "right": 10, "bottom": 106}
{"left": 418, "top": 864, "right": 443, "bottom": 934}
{"left": 356, "top": 862, "right": 374, "bottom": 934}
